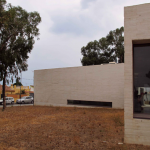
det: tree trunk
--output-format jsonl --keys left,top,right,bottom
{"left": 2, "top": 72, "right": 6, "bottom": 110}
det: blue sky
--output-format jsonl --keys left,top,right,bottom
{"left": 2, "top": 0, "right": 150, "bottom": 86}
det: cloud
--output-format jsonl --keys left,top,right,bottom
{"left": 81, "top": 0, "right": 97, "bottom": 9}
{"left": 50, "top": 0, "right": 124, "bottom": 37}
{"left": 50, "top": 13, "right": 101, "bottom": 36}
{"left": 3, "top": 0, "right": 150, "bottom": 87}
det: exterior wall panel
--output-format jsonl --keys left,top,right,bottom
{"left": 34, "top": 64, "right": 124, "bottom": 108}
{"left": 124, "top": 3, "right": 150, "bottom": 146}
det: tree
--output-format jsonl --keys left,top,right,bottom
{"left": 21, "top": 89, "right": 25, "bottom": 94}
{"left": 106, "top": 27, "right": 124, "bottom": 63}
{"left": 0, "top": 0, "right": 41, "bottom": 110}
{"left": 81, "top": 40, "right": 100, "bottom": 66}
{"left": 13, "top": 77, "right": 22, "bottom": 86}
{"left": 81, "top": 27, "right": 124, "bottom": 66}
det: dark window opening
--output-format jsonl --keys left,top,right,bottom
{"left": 133, "top": 43, "right": 150, "bottom": 119}
{"left": 67, "top": 100, "right": 112, "bottom": 108}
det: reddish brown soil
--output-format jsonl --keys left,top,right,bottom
{"left": 0, "top": 106, "right": 150, "bottom": 150}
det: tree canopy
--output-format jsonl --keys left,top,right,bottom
{"left": 13, "top": 77, "right": 22, "bottom": 86}
{"left": 81, "top": 27, "right": 124, "bottom": 66}
{"left": 0, "top": 0, "right": 41, "bottom": 109}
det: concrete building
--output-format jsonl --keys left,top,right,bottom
{"left": 0, "top": 84, "right": 15, "bottom": 98}
{"left": 34, "top": 63, "right": 124, "bottom": 108}
{"left": 34, "top": 2, "right": 150, "bottom": 146}
{"left": 124, "top": 3, "right": 150, "bottom": 146}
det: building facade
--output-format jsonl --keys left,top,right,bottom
{"left": 34, "top": 2, "right": 150, "bottom": 146}
{"left": 34, "top": 63, "right": 124, "bottom": 108}
{"left": 0, "top": 85, "right": 34, "bottom": 102}
{"left": 124, "top": 3, "right": 150, "bottom": 146}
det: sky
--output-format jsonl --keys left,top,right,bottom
{"left": 2, "top": 0, "right": 150, "bottom": 86}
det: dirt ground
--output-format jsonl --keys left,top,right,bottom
{"left": 0, "top": 106, "right": 150, "bottom": 150}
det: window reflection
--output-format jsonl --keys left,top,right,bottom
{"left": 133, "top": 44, "right": 150, "bottom": 119}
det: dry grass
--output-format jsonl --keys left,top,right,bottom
{"left": 0, "top": 106, "right": 150, "bottom": 150}
{"left": 112, "top": 114, "right": 124, "bottom": 126}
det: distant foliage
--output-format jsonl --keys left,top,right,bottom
{"left": 13, "top": 77, "right": 22, "bottom": 86}
{"left": 21, "top": 89, "right": 25, "bottom": 94}
{"left": 81, "top": 27, "right": 124, "bottom": 66}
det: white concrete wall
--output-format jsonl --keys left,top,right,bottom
{"left": 34, "top": 64, "right": 124, "bottom": 108}
{"left": 124, "top": 3, "right": 150, "bottom": 146}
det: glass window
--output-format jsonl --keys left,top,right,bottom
{"left": 133, "top": 44, "right": 150, "bottom": 119}
{"left": 21, "top": 97, "right": 26, "bottom": 99}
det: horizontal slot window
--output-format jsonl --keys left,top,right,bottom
{"left": 67, "top": 100, "right": 112, "bottom": 108}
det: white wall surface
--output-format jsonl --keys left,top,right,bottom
{"left": 124, "top": 3, "right": 150, "bottom": 146}
{"left": 34, "top": 63, "right": 124, "bottom": 108}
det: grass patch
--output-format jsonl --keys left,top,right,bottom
{"left": 112, "top": 114, "right": 124, "bottom": 126}
{"left": 56, "top": 107, "right": 60, "bottom": 110}
{"left": 0, "top": 106, "right": 149, "bottom": 150}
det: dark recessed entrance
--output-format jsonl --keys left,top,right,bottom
{"left": 133, "top": 43, "right": 150, "bottom": 119}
